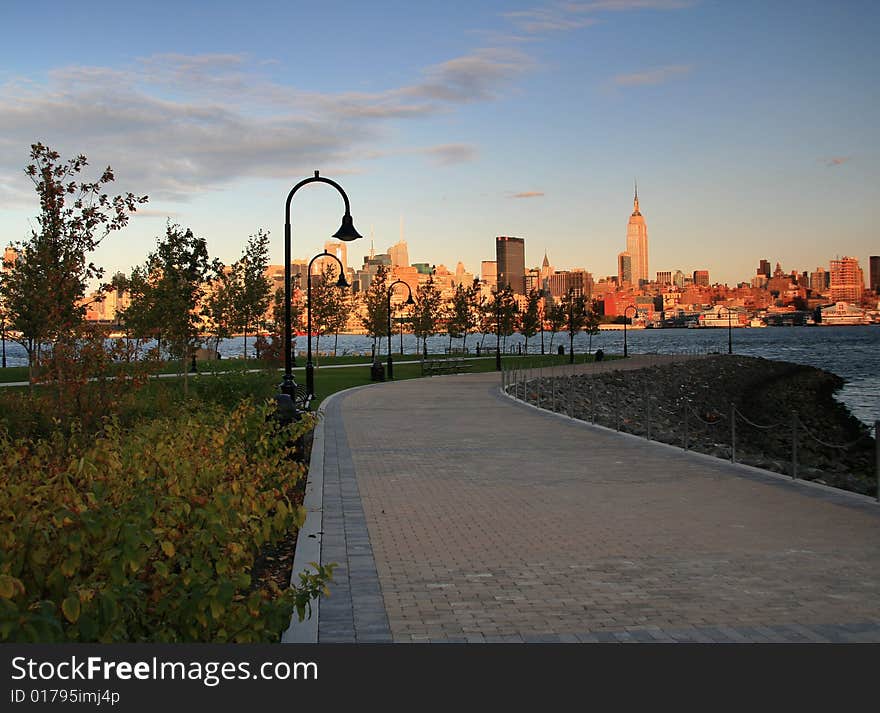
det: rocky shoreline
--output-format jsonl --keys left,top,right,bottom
{"left": 512, "top": 355, "right": 877, "bottom": 497}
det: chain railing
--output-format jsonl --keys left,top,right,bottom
{"left": 501, "top": 361, "right": 879, "bottom": 502}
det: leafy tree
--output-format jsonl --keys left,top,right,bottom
{"left": 233, "top": 230, "right": 272, "bottom": 359}
{"left": 585, "top": 301, "right": 601, "bottom": 354}
{"left": 447, "top": 280, "right": 479, "bottom": 352}
{"left": 545, "top": 296, "right": 566, "bottom": 353}
{"left": 560, "top": 289, "right": 588, "bottom": 364}
{"left": 121, "top": 223, "right": 211, "bottom": 394}
{"left": 520, "top": 289, "right": 541, "bottom": 355}
{"left": 204, "top": 262, "right": 238, "bottom": 358}
{"left": 359, "top": 265, "right": 389, "bottom": 358}
{"left": 0, "top": 143, "right": 147, "bottom": 380}
{"left": 411, "top": 276, "right": 442, "bottom": 356}
{"left": 486, "top": 285, "right": 518, "bottom": 354}
{"left": 308, "top": 261, "right": 347, "bottom": 364}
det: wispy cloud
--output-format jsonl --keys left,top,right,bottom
{"left": 614, "top": 64, "right": 692, "bottom": 86}
{"left": 0, "top": 49, "right": 530, "bottom": 205}
{"left": 511, "top": 191, "right": 545, "bottom": 198}
{"left": 505, "top": 0, "right": 694, "bottom": 35}
{"left": 822, "top": 156, "right": 852, "bottom": 167}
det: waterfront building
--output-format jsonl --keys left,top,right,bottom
{"left": 829, "top": 256, "right": 864, "bottom": 303}
{"left": 625, "top": 183, "right": 649, "bottom": 284}
{"left": 496, "top": 236, "right": 526, "bottom": 295}
{"left": 809, "top": 267, "right": 830, "bottom": 295}
{"left": 820, "top": 301, "right": 869, "bottom": 325}
{"left": 870, "top": 256, "right": 879, "bottom": 293}
{"left": 697, "top": 304, "right": 748, "bottom": 328}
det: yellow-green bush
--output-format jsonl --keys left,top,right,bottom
{"left": 0, "top": 400, "right": 331, "bottom": 642}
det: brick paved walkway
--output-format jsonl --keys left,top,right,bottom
{"left": 310, "top": 357, "right": 880, "bottom": 643}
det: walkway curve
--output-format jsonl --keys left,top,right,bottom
{"left": 296, "top": 356, "right": 880, "bottom": 643}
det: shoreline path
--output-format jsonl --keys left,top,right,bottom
{"left": 286, "top": 355, "right": 880, "bottom": 643}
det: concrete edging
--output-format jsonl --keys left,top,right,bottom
{"left": 280, "top": 382, "right": 379, "bottom": 643}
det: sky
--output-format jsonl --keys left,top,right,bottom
{"left": 0, "top": 0, "right": 877, "bottom": 286}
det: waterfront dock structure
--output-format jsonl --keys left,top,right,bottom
{"left": 288, "top": 356, "right": 880, "bottom": 643}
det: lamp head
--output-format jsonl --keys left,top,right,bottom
{"left": 332, "top": 213, "right": 363, "bottom": 241}
{"left": 406, "top": 294, "right": 415, "bottom": 305}
{"left": 336, "top": 272, "right": 350, "bottom": 289}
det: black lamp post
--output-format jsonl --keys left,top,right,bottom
{"left": 719, "top": 305, "right": 733, "bottom": 354}
{"left": 540, "top": 290, "right": 546, "bottom": 355}
{"left": 623, "top": 305, "right": 637, "bottom": 358}
{"left": 1, "top": 317, "right": 6, "bottom": 369}
{"left": 386, "top": 279, "right": 414, "bottom": 380}
{"left": 306, "top": 250, "right": 350, "bottom": 398}
{"left": 281, "top": 172, "right": 362, "bottom": 400}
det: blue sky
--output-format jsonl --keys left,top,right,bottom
{"left": 1, "top": 0, "right": 877, "bottom": 285}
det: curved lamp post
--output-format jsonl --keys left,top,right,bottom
{"left": 386, "top": 279, "right": 414, "bottom": 380}
{"left": 623, "top": 305, "right": 637, "bottom": 358}
{"left": 494, "top": 289, "right": 503, "bottom": 371}
{"left": 281, "top": 171, "right": 362, "bottom": 399}
{"left": 718, "top": 305, "right": 733, "bottom": 354}
{"left": 306, "top": 250, "right": 350, "bottom": 398}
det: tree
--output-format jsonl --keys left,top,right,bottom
{"left": 121, "top": 224, "right": 211, "bottom": 395}
{"left": 561, "top": 289, "right": 588, "bottom": 364}
{"left": 233, "top": 230, "right": 272, "bottom": 360}
{"left": 520, "top": 289, "right": 541, "bottom": 355}
{"left": 308, "top": 261, "right": 347, "bottom": 364}
{"left": 411, "top": 276, "right": 442, "bottom": 356}
{"left": 204, "top": 262, "right": 238, "bottom": 359}
{"left": 359, "top": 265, "right": 389, "bottom": 358}
{"left": 545, "top": 297, "right": 566, "bottom": 353}
{"left": 0, "top": 143, "right": 147, "bottom": 380}
{"left": 486, "top": 285, "right": 518, "bottom": 353}
{"left": 447, "top": 280, "right": 479, "bottom": 352}
{"left": 584, "top": 301, "right": 601, "bottom": 355}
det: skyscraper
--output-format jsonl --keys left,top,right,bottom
{"left": 626, "top": 182, "right": 649, "bottom": 284}
{"left": 617, "top": 251, "right": 632, "bottom": 285}
{"left": 496, "top": 236, "right": 525, "bottom": 295}
{"left": 870, "top": 256, "right": 879, "bottom": 293}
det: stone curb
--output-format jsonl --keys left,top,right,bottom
{"left": 280, "top": 382, "right": 379, "bottom": 643}
{"left": 498, "top": 380, "right": 880, "bottom": 511}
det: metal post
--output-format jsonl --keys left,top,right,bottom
{"left": 684, "top": 404, "right": 689, "bottom": 451}
{"left": 731, "top": 403, "right": 736, "bottom": 463}
{"left": 791, "top": 411, "right": 798, "bottom": 479}
{"left": 875, "top": 421, "right": 879, "bottom": 503}
{"left": 591, "top": 375, "right": 596, "bottom": 424}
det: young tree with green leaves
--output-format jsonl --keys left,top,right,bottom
{"left": 233, "top": 230, "right": 272, "bottom": 360}
{"left": 308, "top": 261, "right": 347, "bottom": 364}
{"left": 545, "top": 296, "right": 566, "bottom": 353}
{"left": 121, "top": 223, "right": 211, "bottom": 394}
{"left": 0, "top": 143, "right": 147, "bottom": 380}
{"left": 486, "top": 285, "right": 518, "bottom": 354}
{"left": 204, "top": 262, "right": 238, "bottom": 358}
{"left": 520, "top": 289, "right": 541, "bottom": 355}
{"left": 359, "top": 265, "right": 389, "bottom": 358}
{"left": 584, "top": 301, "right": 601, "bottom": 355}
{"left": 411, "top": 276, "right": 442, "bottom": 357}
{"left": 447, "top": 281, "right": 479, "bottom": 352}
{"left": 560, "top": 289, "right": 588, "bottom": 364}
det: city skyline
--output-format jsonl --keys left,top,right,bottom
{"left": 0, "top": 1, "right": 876, "bottom": 285}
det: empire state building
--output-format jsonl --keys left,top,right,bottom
{"left": 626, "top": 183, "right": 649, "bottom": 284}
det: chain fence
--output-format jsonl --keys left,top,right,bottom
{"left": 501, "top": 361, "right": 879, "bottom": 502}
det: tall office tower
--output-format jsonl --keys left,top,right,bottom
{"left": 324, "top": 240, "right": 347, "bottom": 271}
{"left": 870, "top": 256, "right": 880, "bottom": 292}
{"left": 496, "top": 236, "right": 526, "bottom": 294}
{"left": 481, "top": 261, "right": 497, "bottom": 288}
{"left": 693, "top": 270, "right": 710, "bottom": 286}
{"left": 388, "top": 240, "right": 409, "bottom": 268}
{"left": 673, "top": 270, "right": 685, "bottom": 288}
{"left": 758, "top": 259, "right": 771, "bottom": 278}
{"left": 625, "top": 182, "right": 649, "bottom": 284}
{"left": 829, "top": 256, "right": 864, "bottom": 302}
{"left": 809, "top": 267, "right": 829, "bottom": 294}
{"left": 617, "top": 251, "right": 633, "bottom": 285}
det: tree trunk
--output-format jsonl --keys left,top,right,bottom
{"left": 334, "top": 331, "right": 339, "bottom": 357}
{"left": 243, "top": 329, "right": 248, "bottom": 361}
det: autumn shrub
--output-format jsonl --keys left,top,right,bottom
{"left": 0, "top": 400, "right": 332, "bottom": 642}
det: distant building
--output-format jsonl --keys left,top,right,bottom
{"left": 617, "top": 251, "right": 633, "bottom": 286}
{"left": 758, "top": 259, "right": 771, "bottom": 279}
{"left": 870, "top": 256, "right": 880, "bottom": 293}
{"left": 829, "top": 256, "right": 864, "bottom": 303}
{"left": 809, "top": 267, "right": 829, "bottom": 294}
{"left": 656, "top": 270, "right": 672, "bottom": 285}
{"left": 481, "top": 260, "right": 497, "bottom": 288}
{"left": 496, "top": 236, "right": 525, "bottom": 295}
{"left": 324, "top": 241, "right": 347, "bottom": 270}
{"left": 625, "top": 183, "right": 649, "bottom": 284}
{"left": 693, "top": 270, "right": 710, "bottom": 287}
{"left": 673, "top": 270, "right": 685, "bottom": 289}
{"left": 388, "top": 240, "right": 409, "bottom": 268}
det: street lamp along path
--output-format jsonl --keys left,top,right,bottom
{"left": 386, "top": 279, "right": 415, "bottom": 380}
{"left": 306, "top": 250, "right": 350, "bottom": 399}
{"left": 280, "top": 171, "right": 362, "bottom": 411}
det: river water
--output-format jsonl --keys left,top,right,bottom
{"left": 3, "top": 326, "right": 877, "bottom": 425}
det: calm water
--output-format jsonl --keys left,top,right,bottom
{"left": 3, "top": 326, "right": 878, "bottom": 424}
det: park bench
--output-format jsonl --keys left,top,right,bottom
{"left": 421, "top": 358, "right": 472, "bottom": 376}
